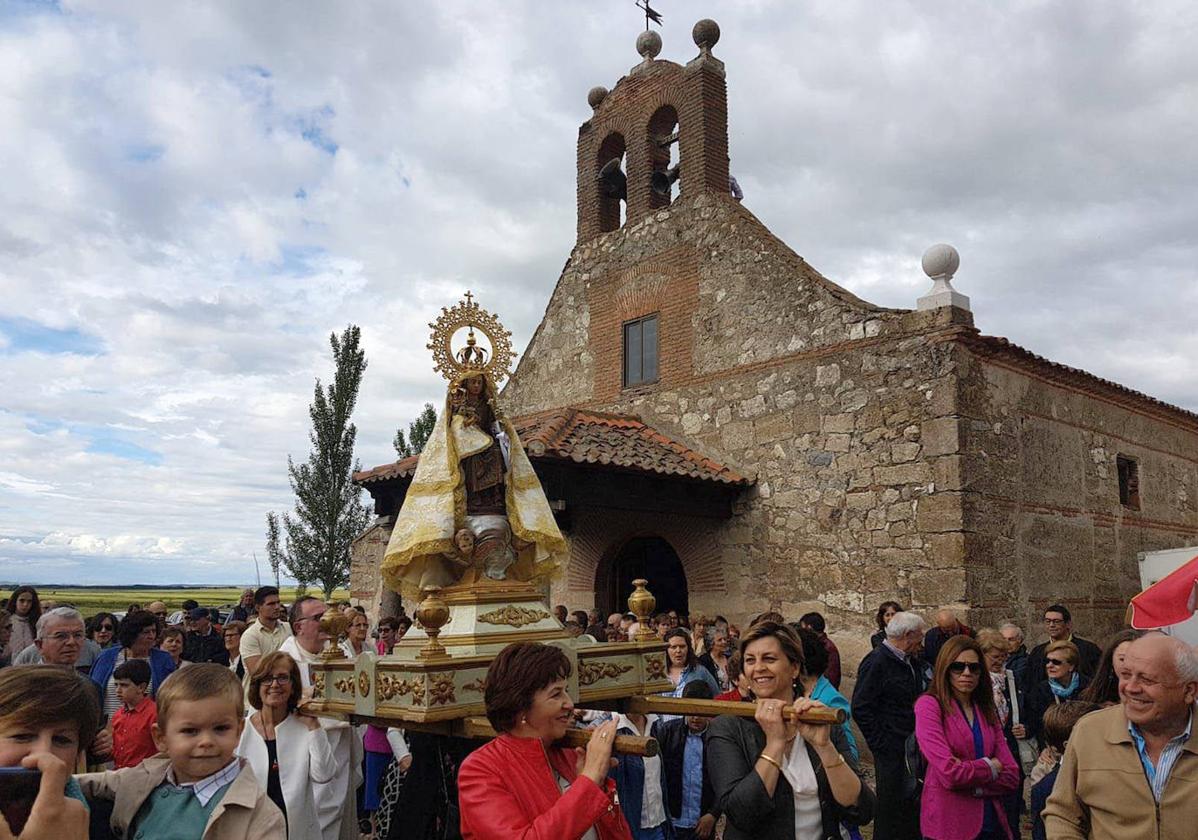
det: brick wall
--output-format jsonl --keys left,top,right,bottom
{"left": 587, "top": 245, "right": 698, "bottom": 402}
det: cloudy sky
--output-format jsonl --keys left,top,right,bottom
{"left": 1, "top": 1, "right": 1195, "bottom": 585}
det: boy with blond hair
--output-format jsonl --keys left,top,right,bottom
{"left": 77, "top": 663, "right": 284, "bottom": 839}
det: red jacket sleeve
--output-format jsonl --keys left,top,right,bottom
{"left": 457, "top": 754, "right": 624, "bottom": 840}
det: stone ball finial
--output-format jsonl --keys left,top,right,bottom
{"left": 636, "top": 29, "right": 662, "bottom": 60}
{"left": 692, "top": 19, "right": 720, "bottom": 51}
{"left": 921, "top": 243, "right": 960, "bottom": 279}
{"left": 917, "top": 243, "right": 969, "bottom": 312}
{"left": 587, "top": 86, "right": 608, "bottom": 110}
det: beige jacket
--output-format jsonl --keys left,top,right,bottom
{"left": 1042, "top": 703, "right": 1198, "bottom": 839}
{"left": 77, "top": 756, "right": 285, "bottom": 840}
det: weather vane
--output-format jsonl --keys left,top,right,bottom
{"left": 636, "top": 0, "right": 662, "bottom": 31}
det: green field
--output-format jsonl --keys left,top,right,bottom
{"left": 0, "top": 586, "right": 352, "bottom": 617}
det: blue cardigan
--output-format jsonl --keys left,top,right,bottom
{"left": 89, "top": 646, "right": 177, "bottom": 701}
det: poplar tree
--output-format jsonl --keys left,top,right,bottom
{"left": 268, "top": 325, "right": 371, "bottom": 598}
{"left": 393, "top": 403, "right": 438, "bottom": 458}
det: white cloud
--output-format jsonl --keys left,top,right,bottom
{"left": 1, "top": 0, "right": 1196, "bottom": 583}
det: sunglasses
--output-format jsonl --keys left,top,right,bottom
{"left": 98, "top": 625, "right": 115, "bottom": 631}
{"left": 1046, "top": 657, "right": 1071, "bottom": 666}
{"left": 262, "top": 674, "right": 292, "bottom": 685}
{"left": 948, "top": 662, "right": 982, "bottom": 675}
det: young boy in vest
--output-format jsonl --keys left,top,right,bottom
{"left": 111, "top": 659, "right": 159, "bottom": 769}
{"left": 77, "top": 663, "right": 284, "bottom": 839}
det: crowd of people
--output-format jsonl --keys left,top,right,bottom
{"left": 0, "top": 585, "right": 414, "bottom": 840}
{"left": 2, "top": 584, "right": 1197, "bottom": 840}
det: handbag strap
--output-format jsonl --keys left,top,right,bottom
{"left": 1006, "top": 670, "right": 1021, "bottom": 726}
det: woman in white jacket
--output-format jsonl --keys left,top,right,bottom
{"left": 239, "top": 650, "right": 339, "bottom": 840}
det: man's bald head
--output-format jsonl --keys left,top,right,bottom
{"left": 1120, "top": 633, "right": 1198, "bottom": 735}
{"left": 936, "top": 609, "right": 958, "bottom": 631}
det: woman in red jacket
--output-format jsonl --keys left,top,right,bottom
{"left": 457, "top": 642, "right": 633, "bottom": 840}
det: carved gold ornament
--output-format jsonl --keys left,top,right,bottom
{"left": 462, "top": 676, "right": 486, "bottom": 695}
{"left": 428, "top": 672, "right": 457, "bottom": 706}
{"left": 578, "top": 661, "right": 634, "bottom": 686}
{"left": 644, "top": 655, "right": 666, "bottom": 680}
{"left": 478, "top": 605, "right": 551, "bottom": 628}
{"left": 334, "top": 676, "right": 356, "bottom": 697}
{"left": 377, "top": 674, "right": 415, "bottom": 702}
{"left": 427, "top": 292, "right": 515, "bottom": 384}
{"left": 312, "top": 671, "right": 326, "bottom": 696}
{"left": 411, "top": 676, "right": 428, "bottom": 706}
{"left": 358, "top": 671, "right": 371, "bottom": 698}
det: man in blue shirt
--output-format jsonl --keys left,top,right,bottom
{"left": 656, "top": 681, "right": 719, "bottom": 839}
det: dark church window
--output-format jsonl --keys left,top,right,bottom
{"left": 1117, "top": 455, "right": 1140, "bottom": 510}
{"left": 623, "top": 314, "right": 658, "bottom": 387}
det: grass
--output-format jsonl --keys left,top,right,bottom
{"left": 0, "top": 586, "right": 352, "bottom": 616}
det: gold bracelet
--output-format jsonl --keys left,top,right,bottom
{"left": 758, "top": 752, "right": 783, "bottom": 771}
{"left": 824, "top": 753, "right": 846, "bottom": 769}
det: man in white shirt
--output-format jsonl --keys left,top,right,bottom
{"left": 238, "top": 585, "right": 292, "bottom": 683}
{"left": 280, "top": 595, "right": 359, "bottom": 840}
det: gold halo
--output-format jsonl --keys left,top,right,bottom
{"left": 427, "top": 292, "right": 515, "bottom": 383}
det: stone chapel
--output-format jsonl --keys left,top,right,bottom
{"left": 351, "top": 20, "right": 1198, "bottom": 667}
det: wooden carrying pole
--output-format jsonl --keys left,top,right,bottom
{"left": 626, "top": 695, "right": 846, "bottom": 725}
{"left": 459, "top": 717, "right": 659, "bottom": 757}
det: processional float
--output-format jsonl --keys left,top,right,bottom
{"left": 306, "top": 294, "right": 842, "bottom": 754}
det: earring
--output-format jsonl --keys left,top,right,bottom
{"left": 520, "top": 717, "right": 527, "bottom": 725}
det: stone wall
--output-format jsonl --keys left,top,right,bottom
{"left": 959, "top": 348, "right": 1198, "bottom": 642}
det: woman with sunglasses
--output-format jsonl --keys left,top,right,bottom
{"left": 238, "top": 650, "right": 337, "bottom": 840}
{"left": 914, "top": 635, "right": 1020, "bottom": 839}
{"left": 87, "top": 612, "right": 121, "bottom": 649}
{"left": 1024, "top": 640, "right": 1089, "bottom": 751}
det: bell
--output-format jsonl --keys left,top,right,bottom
{"left": 651, "top": 164, "right": 680, "bottom": 197}
{"left": 598, "top": 157, "right": 627, "bottom": 200}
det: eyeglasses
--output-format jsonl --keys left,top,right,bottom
{"left": 948, "top": 662, "right": 982, "bottom": 674}
{"left": 1044, "top": 618, "right": 1066, "bottom": 625}
{"left": 151, "top": 612, "right": 167, "bottom": 618}
{"left": 295, "top": 612, "right": 326, "bottom": 624}
{"left": 98, "top": 625, "right": 115, "bottom": 632}
{"left": 1046, "top": 657, "right": 1071, "bottom": 666}
{"left": 45, "top": 631, "right": 85, "bottom": 643}
{"left": 262, "top": 674, "right": 292, "bottom": 685}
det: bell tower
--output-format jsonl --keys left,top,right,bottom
{"left": 577, "top": 19, "right": 730, "bottom": 243}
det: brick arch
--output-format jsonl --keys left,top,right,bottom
{"left": 562, "top": 508, "right": 727, "bottom": 606}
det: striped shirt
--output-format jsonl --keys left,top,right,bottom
{"left": 1128, "top": 709, "right": 1194, "bottom": 801}
{"left": 164, "top": 757, "right": 242, "bottom": 806}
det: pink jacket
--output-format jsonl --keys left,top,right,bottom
{"left": 914, "top": 694, "right": 1020, "bottom": 840}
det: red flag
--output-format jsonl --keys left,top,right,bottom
{"left": 1128, "top": 554, "right": 1198, "bottom": 629}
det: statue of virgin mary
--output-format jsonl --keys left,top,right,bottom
{"left": 380, "top": 297, "right": 567, "bottom": 600}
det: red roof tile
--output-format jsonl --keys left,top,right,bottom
{"left": 354, "top": 408, "right": 751, "bottom": 487}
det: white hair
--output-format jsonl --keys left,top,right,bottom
{"left": 886, "top": 611, "right": 927, "bottom": 639}
{"left": 1176, "top": 641, "right": 1198, "bottom": 684}
{"left": 35, "top": 606, "right": 83, "bottom": 639}
{"left": 999, "top": 622, "right": 1024, "bottom": 642}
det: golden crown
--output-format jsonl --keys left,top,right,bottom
{"left": 427, "top": 292, "right": 515, "bottom": 383}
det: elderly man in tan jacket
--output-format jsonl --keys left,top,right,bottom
{"left": 1043, "top": 633, "right": 1198, "bottom": 839}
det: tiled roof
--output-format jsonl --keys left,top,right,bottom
{"left": 963, "top": 333, "right": 1198, "bottom": 429}
{"left": 353, "top": 408, "right": 751, "bottom": 487}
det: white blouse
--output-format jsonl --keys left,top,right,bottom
{"left": 782, "top": 741, "right": 823, "bottom": 840}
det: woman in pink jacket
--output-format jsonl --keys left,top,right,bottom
{"left": 915, "top": 635, "right": 1020, "bottom": 840}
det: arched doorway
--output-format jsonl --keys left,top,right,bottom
{"left": 596, "top": 536, "right": 688, "bottom": 618}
